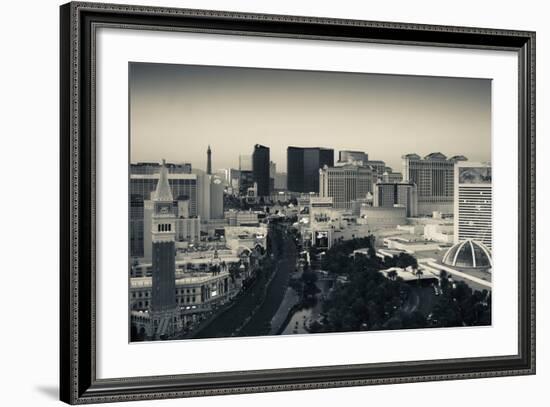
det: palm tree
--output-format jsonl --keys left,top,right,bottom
{"left": 415, "top": 269, "right": 424, "bottom": 286}
{"left": 387, "top": 270, "right": 398, "bottom": 281}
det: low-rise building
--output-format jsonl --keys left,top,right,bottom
{"left": 359, "top": 206, "right": 407, "bottom": 231}
{"left": 423, "top": 223, "right": 454, "bottom": 243}
{"left": 225, "top": 210, "right": 260, "bottom": 226}
{"left": 373, "top": 182, "right": 418, "bottom": 217}
{"left": 224, "top": 225, "right": 268, "bottom": 252}
{"left": 383, "top": 234, "right": 442, "bottom": 253}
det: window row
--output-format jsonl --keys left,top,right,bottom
{"left": 158, "top": 223, "right": 172, "bottom": 232}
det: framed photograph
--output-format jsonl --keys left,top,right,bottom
{"left": 60, "top": 1, "right": 536, "bottom": 404}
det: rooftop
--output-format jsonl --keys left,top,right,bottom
{"left": 442, "top": 239, "right": 492, "bottom": 270}
{"left": 130, "top": 272, "right": 229, "bottom": 288}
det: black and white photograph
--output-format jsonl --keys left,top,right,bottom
{"left": 55, "top": 0, "right": 538, "bottom": 404}
{"left": 0, "top": 0, "right": 543, "bottom": 405}
{"left": 128, "top": 62, "right": 493, "bottom": 342}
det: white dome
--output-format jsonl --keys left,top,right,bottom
{"left": 442, "top": 240, "right": 492, "bottom": 269}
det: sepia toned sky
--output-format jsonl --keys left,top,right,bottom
{"left": 129, "top": 62, "right": 491, "bottom": 172}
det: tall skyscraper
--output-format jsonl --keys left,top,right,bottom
{"left": 269, "top": 161, "right": 276, "bottom": 193}
{"left": 239, "top": 154, "right": 252, "bottom": 171}
{"left": 210, "top": 175, "right": 224, "bottom": 219}
{"left": 364, "top": 160, "right": 386, "bottom": 178}
{"left": 239, "top": 170, "right": 254, "bottom": 196}
{"left": 150, "top": 160, "right": 178, "bottom": 339}
{"left": 454, "top": 161, "right": 492, "bottom": 249}
{"left": 206, "top": 145, "right": 212, "bottom": 175}
{"left": 402, "top": 152, "right": 467, "bottom": 215}
{"left": 274, "top": 172, "right": 287, "bottom": 190}
{"left": 373, "top": 182, "right": 418, "bottom": 217}
{"left": 287, "top": 147, "right": 334, "bottom": 193}
{"left": 221, "top": 168, "right": 241, "bottom": 191}
{"left": 252, "top": 144, "right": 270, "bottom": 196}
{"left": 319, "top": 164, "right": 374, "bottom": 209}
{"left": 197, "top": 171, "right": 224, "bottom": 221}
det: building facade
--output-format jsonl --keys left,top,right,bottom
{"left": 274, "top": 172, "right": 287, "bottom": 190}
{"left": 239, "top": 170, "right": 254, "bottom": 195}
{"left": 143, "top": 199, "right": 201, "bottom": 260}
{"left": 252, "top": 144, "right": 270, "bottom": 196}
{"left": 130, "top": 173, "right": 198, "bottom": 215}
{"left": 225, "top": 210, "right": 260, "bottom": 226}
{"left": 319, "top": 164, "right": 374, "bottom": 209}
{"left": 364, "top": 160, "right": 386, "bottom": 178}
{"left": 269, "top": 161, "right": 276, "bottom": 193}
{"left": 131, "top": 162, "right": 192, "bottom": 175}
{"left": 382, "top": 167, "right": 403, "bottom": 183}
{"left": 130, "top": 170, "right": 199, "bottom": 258}
{"left": 454, "top": 161, "right": 492, "bottom": 249}
{"left": 176, "top": 218, "right": 201, "bottom": 243}
{"left": 197, "top": 172, "right": 224, "bottom": 221}
{"left": 239, "top": 154, "right": 252, "bottom": 171}
{"left": 287, "top": 146, "right": 334, "bottom": 193}
{"left": 359, "top": 206, "right": 407, "bottom": 231}
{"left": 373, "top": 182, "right": 418, "bottom": 217}
{"left": 402, "top": 152, "right": 466, "bottom": 215}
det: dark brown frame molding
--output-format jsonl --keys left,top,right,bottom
{"left": 60, "top": 2, "right": 536, "bottom": 404}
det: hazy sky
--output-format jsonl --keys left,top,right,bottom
{"left": 130, "top": 63, "right": 491, "bottom": 172}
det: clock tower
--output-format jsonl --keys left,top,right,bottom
{"left": 150, "top": 159, "right": 178, "bottom": 339}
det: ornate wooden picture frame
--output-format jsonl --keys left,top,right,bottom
{"left": 60, "top": 2, "right": 535, "bottom": 404}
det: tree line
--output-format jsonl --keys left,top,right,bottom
{"left": 309, "top": 237, "right": 491, "bottom": 333}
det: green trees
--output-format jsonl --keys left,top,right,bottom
{"left": 316, "top": 267, "right": 416, "bottom": 332}
{"left": 430, "top": 274, "right": 491, "bottom": 327}
{"left": 301, "top": 269, "right": 319, "bottom": 307}
{"left": 385, "top": 252, "right": 418, "bottom": 270}
{"left": 415, "top": 269, "right": 424, "bottom": 286}
{"left": 313, "top": 237, "right": 491, "bottom": 333}
{"left": 320, "top": 235, "right": 380, "bottom": 274}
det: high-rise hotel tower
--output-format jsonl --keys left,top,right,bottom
{"left": 319, "top": 164, "right": 374, "bottom": 209}
{"left": 287, "top": 146, "right": 334, "bottom": 193}
{"left": 454, "top": 161, "right": 492, "bottom": 249}
{"left": 402, "top": 152, "right": 467, "bottom": 215}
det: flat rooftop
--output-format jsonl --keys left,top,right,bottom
{"left": 130, "top": 272, "right": 229, "bottom": 288}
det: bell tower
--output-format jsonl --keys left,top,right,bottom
{"left": 150, "top": 159, "right": 178, "bottom": 339}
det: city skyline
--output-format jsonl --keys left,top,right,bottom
{"left": 130, "top": 63, "right": 491, "bottom": 171}
{"left": 129, "top": 61, "right": 493, "bottom": 342}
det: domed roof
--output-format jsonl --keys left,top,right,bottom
{"left": 442, "top": 240, "right": 492, "bottom": 269}
{"left": 424, "top": 152, "right": 447, "bottom": 161}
